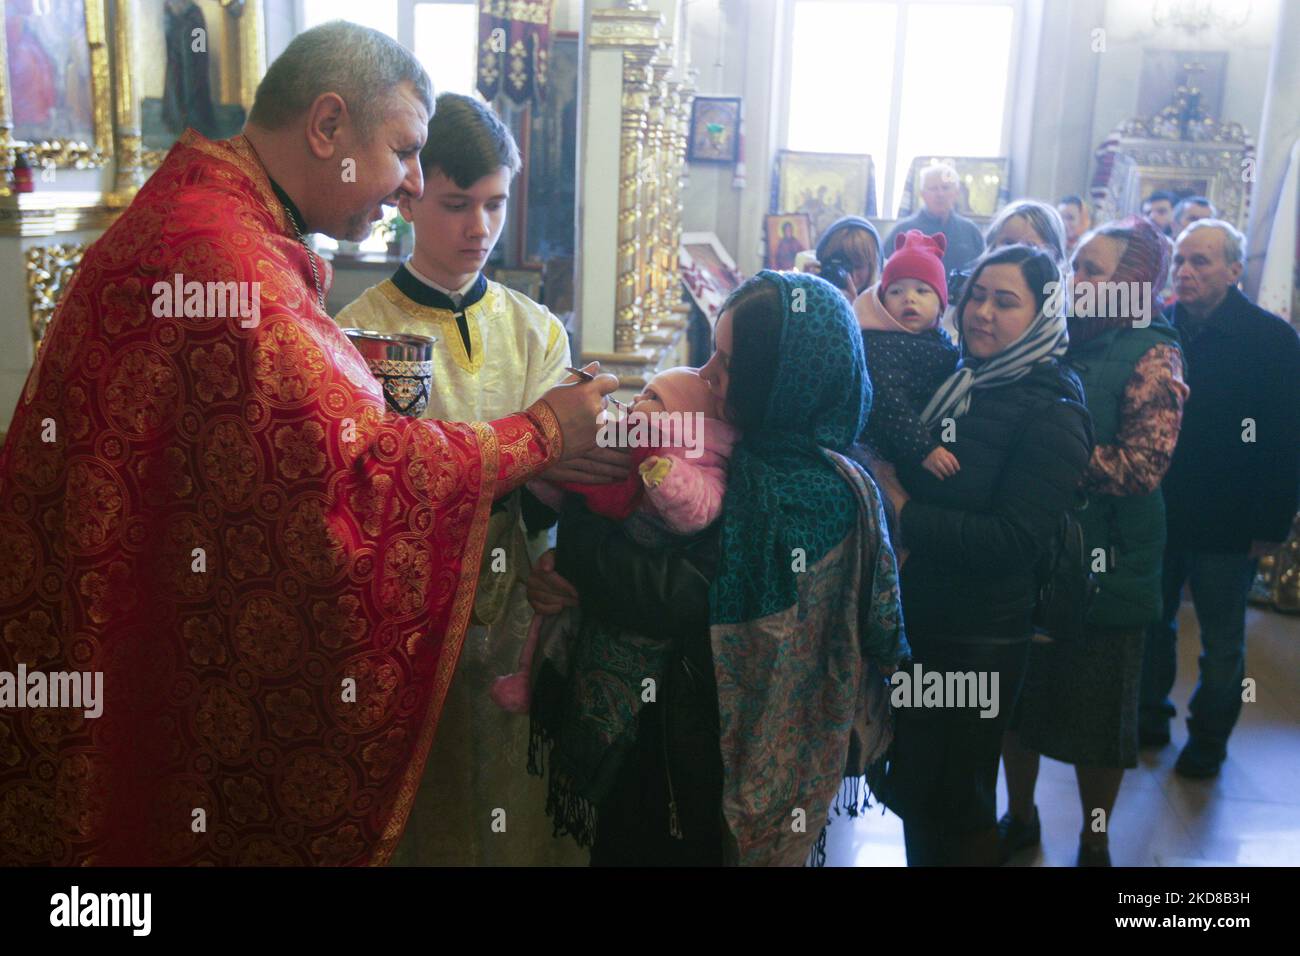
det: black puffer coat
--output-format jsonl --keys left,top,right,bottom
{"left": 895, "top": 360, "right": 1093, "bottom": 642}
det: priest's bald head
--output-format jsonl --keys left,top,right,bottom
{"left": 244, "top": 20, "right": 434, "bottom": 241}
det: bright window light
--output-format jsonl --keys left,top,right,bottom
{"left": 786, "top": 0, "right": 1016, "bottom": 218}
{"left": 892, "top": 3, "right": 1013, "bottom": 215}
{"left": 414, "top": 3, "right": 479, "bottom": 96}
{"left": 787, "top": 1, "right": 896, "bottom": 213}
{"left": 300, "top": 0, "right": 398, "bottom": 37}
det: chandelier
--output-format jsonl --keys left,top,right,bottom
{"left": 1151, "top": 0, "right": 1252, "bottom": 33}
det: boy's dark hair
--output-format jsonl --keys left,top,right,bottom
{"left": 719, "top": 276, "right": 784, "bottom": 431}
{"left": 1058, "top": 194, "right": 1085, "bottom": 210}
{"left": 419, "top": 93, "right": 521, "bottom": 187}
{"left": 1143, "top": 189, "right": 1177, "bottom": 207}
{"left": 954, "top": 243, "right": 1062, "bottom": 328}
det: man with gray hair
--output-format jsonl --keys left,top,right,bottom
{"left": 1141, "top": 219, "right": 1300, "bottom": 778}
{"left": 0, "top": 20, "right": 617, "bottom": 866}
{"left": 884, "top": 162, "right": 985, "bottom": 282}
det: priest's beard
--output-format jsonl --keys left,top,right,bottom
{"left": 340, "top": 210, "right": 378, "bottom": 242}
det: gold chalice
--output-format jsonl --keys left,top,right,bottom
{"left": 342, "top": 329, "right": 437, "bottom": 418}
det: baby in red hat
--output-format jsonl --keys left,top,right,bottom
{"left": 854, "top": 229, "right": 962, "bottom": 479}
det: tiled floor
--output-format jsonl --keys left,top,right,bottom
{"left": 824, "top": 601, "right": 1300, "bottom": 866}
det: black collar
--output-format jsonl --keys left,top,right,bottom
{"left": 1174, "top": 285, "right": 1242, "bottom": 338}
{"left": 391, "top": 265, "right": 488, "bottom": 313}
{"left": 268, "top": 177, "right": 310, "bottom": 237}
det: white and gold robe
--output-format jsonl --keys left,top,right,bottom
{"left": 337, "top": 267, "right": 585, "bottom": 865}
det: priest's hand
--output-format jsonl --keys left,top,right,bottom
{"left": 543, "top": 447, "right": 633, "bottom": 484}
{"left": 539, "top": 362, "right": 620, "bottom": 461}
{"left": 526, "top": 550, "right": 580, "bottom": 615}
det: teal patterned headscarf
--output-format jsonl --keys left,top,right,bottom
{"left": 710, "top": 270, "right": 872, "bottom": 624}
{"left": 708, "top": 270, "right": 906, "bottom": 866}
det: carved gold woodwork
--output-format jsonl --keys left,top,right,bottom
{"left": 587, "top": 1, "right": 691, "bottom": 374}
{"left": 26, "top": 242, "right": 89, "bottom": 349}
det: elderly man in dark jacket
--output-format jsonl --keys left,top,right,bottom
{"left": 1141, "top": 219, "right": 1300, "bottom": 778}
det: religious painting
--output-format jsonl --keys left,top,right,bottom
{"left": 764, "top": 213, "right": 812, "bottom": 271}
{"left": 687, "top": 96, "right": 741, "bottom": 164}
{"left": 680, "top": 231, "right": 742, "bottom": 324}
{"left": 519, "top": 33, "right": 578, "bottom": 268}
{"left": 1137, "top": 51, "right": 1227, "bottom": 125}
{"left": 1, "top": 0, "right": 112, "bottom": 168}
{"left": 774, "top": 151, "right": 874, "bottom": 242}
{"left": 493, "top": 267, "right": 544, "bottom": 303}
{"left": 896, "top": 156, "right": 1009, "bottom": 220}
{"left": 134, "top": 0, "right": 265, "bottom": 166}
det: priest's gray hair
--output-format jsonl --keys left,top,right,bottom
{"left": 1177, "top": 218, "right": 1245, "bottom": 266}
{"left": 248, "top": 21, "right": 434, "bottom": 139}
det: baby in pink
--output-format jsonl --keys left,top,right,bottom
{"left": 492, "top": 367, "right": 738, "bottom": 712}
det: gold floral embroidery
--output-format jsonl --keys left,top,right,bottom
{"left": 189, "top": 343, "right": 240, "bottom": 403}
{"left": 136, "top": 446, "right": 193, "bottom": 500}
{"left": 380, "top": 538, "right": 431, "bottom": 616}
{"left": 78, "top": 562, "right": 135, "bottom": 625}
{"left": 266, "top": 688, "right": 319, "bottom": 738}
{"left": 101, "top": 277, "right": 149, "bottom": 336}
{"left": 281, "top": 498, "right": 347, "bottom": 583}
{"left": 0, "top": 785, "right": 58, "bottom": 861}
{"left": 310, "top": 823, "right": 366, "bottom": 866}
{"left": 221, "top": 775, "right": 270, "bottom": 824}
{"left": 360, "top": 727, "right": 407, "bottom": 781}
{"left": 182, "top": 614, "right": 228, "bottom": 667}
{"left": 103, "top": 346, "right": 181, "bottom": 436}
{"left": 0, "top": 519, "right": 40, "bottom": 605}
{"left": 236, "top": 839, "right": 301, "bottom": 866}
{"left": 312, "top": 595, "right": 367, "bottom": 650}
{"left": 273, "top": 420, "right": 327, "bottom": 479}
{"left": 252, "top": 319, "right": 327, "bottom": 405}
{"left": 3, "top": 610, "right": 57, "bottom": 666}
{"left": 233, "top": 594, "right": 303, "bottom": 674}
{"left": 348, "top": 474, "right": 394, "bottom": 537}
{"left": 332, "top": 656, "right": 399, "bottom": 732}
{"left": 224, "top": 524, "right": 270, "bottom": 581}
{"left": 65, "top": 385, "right": 91, "bottom": 440}
{"left": 157, "top": 516, "right": 216, "bottom": 599}
{"left": 29, "top": 710, "right": 84, "bottom": 749}
{"left": 278, "top": 753, "right": 349, "bottom": 823}
{"left": 0, "top": 723, "right": 22, "bottom": 767}
{"left": 200, "top": 419, "right": 261, "bottom": 509}
{"left": 54, "top": 752, "right": 105, "bottom": 837}
{"left": 63, "top": 460, "right": 124, "bottom": 553}
{"left": 194, "top": 684, "right": 255, "bottom": 761}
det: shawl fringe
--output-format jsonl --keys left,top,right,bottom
{"left": 529, "top": 713, "right": 600, "bottom": 849}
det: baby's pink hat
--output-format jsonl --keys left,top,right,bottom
{"left": 644, "top": 366, "right": 718, "bottom": 418}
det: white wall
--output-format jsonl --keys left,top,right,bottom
{"left": 1089, "top": 0, "right": 1279, "bottom": 157}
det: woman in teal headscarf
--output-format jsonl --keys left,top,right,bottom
{"left": 526, "top": 270, "right": 908, "bottom": 866}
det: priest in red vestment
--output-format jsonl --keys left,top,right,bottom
{"left": 0, "top": 21, "right": 615, "bottom": 865}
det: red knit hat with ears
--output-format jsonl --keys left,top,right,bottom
{"left": 881, "top": 230, "right": 949, "bottom": 310}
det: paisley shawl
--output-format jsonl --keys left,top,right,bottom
{"left": 709, "top": 271, "right": 908, "bottom": 866}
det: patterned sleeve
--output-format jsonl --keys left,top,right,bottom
{"left": 1084, "top": 343, "right": 1188, "bottom": 497}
